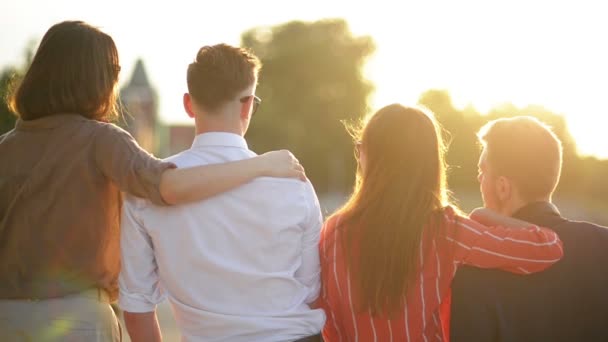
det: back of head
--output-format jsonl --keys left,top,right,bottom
{"left": 187, "top": 44, "right": 261, "bottom": 112}
{"left": 478, "top": 116, "right": 563, "bottom": 202}
{"left": 9, "top": 20, "right": 120, "bottom": 121}
{"left": 337, "top": 104, "right": 451, "bottom": 316}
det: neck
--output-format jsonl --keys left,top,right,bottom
{"left": 195, "top": 123, "right": 242, "bottom": 136}
{"left": 194, "top": 113, "right": 243, "bottom": 136}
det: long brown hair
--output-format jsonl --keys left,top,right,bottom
{"left": 9, "top": 21, "right": 120, "bottom": 121}
{"left": 334, "top": 104, "right": 451, "bottom": 317}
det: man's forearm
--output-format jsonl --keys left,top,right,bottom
{"left": 123, "top": 311, "right": 162, "bottom": 342}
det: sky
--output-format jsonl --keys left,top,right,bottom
{"left": 1, "top": 0, "right": 606, "bottom": 158}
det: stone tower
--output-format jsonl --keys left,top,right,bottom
{"left": 120, "top": 59, "right": 159, "bottom": 154}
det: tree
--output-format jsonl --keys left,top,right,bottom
{"left": 418, "top": 90, "right": 483, "bottom": 189}
{"left": 241, "top": 19, "right": 375, "bottom": 194}
{"left": 1, "top": 44, "right": 34, "bottom": 135}
{"left": 0, "top": 67, "right": 18, "bottom": 135}
{"left": 416, "top": 89, "right": 608, "bottom": 208}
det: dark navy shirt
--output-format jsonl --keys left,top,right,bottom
{"left": 450, "top": 201, "right": 608, "bottom": 342}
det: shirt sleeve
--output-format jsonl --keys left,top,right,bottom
{"left": 94, "top": 123, "right": 176, "bottom": 206}
{"left": 295, "top": 181, "right": 323, "bottom": 304}
{"left": 118, "top": 195, "right": 166, "bottom": 313}
{"left": 444, "top": 214, "right": 563, "bottom": 274}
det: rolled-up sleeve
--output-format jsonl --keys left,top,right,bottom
{"left": 119, "top": 195, "right": 166, "bottom": 312}
{"left": 95, "top": 123, "right": 175, "bottom": 205}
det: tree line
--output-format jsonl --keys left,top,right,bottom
{"left": 1, "top": 19, "right": 606, "bottom": 206}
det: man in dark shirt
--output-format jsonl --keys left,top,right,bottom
{"left": 450, "top": 116, "right": 608, "bottom": 341}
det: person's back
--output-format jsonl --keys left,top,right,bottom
{"left": 451, "top": 202, "right": 608, "bottom": 341}
{"left": 119, "top": 44, "right": 324, "bottom": 342}
{"left": 449, "top": 116, "right": 608, "bottom": 341}
{"left": 120, "top": 133, "right": 324, "bottom": 341}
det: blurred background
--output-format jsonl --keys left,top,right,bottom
{"left": 1, "top": 1, "right": 607, "bottom": 340}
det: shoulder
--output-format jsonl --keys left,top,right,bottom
{"left": 562, "top": 219, "right": 608, "bottom": 231}
{"left": 559, "top": 218, "right": 608, "bottom": 243}
{"left": 249, "top": 174, "right": 317, "bottom": 199}
{"left": 294, "top": 180, "right": 323, "bottom": 219}
{"left": 263, "top": 178, "right": 321, "bottom": 216}
{"left": 77, "top": 121, "right": 134, "bottom": 155}
{"left": 432, "top": 206, "right": 491, "bottom": 243}
{"left": 88, "top": 120, "right": 134, "bottom": 142}
{"left": 319, "top": 213, "right": 342, "bottom": 252}
{"left": 322, "top": 213, "right": 344, "bottom": 238}
{"left": 162, "top": 150, "right": 201, "bottom": 169}
{"left": 302, "top": 180, "right": 320, "bottom": 203}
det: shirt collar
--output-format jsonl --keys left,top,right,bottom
{"left": 191, "top": 132, "right": 248, "bottom": 150}
{"left": 15, "top": 113, "right": 87, "bottom": 131}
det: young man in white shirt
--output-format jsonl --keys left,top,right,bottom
{"left": 118, "top": 44, "right": 325, "bottom": 342}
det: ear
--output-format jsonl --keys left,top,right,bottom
{"left": 239, "top": 96, "right": 251, "bottom": 120}
{"left": 183, "top": 93, "right": 195, "bottom": 119}
{"left": 496, "top": 176, "right": 512, "bottom": 202}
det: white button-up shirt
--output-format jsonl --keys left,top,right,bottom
{"left": 118, "top": 132, "right": 325, "bottom": 342}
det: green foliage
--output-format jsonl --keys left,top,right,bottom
{"left": 0, "top": 67, "right": 19, "bottom": 135}
{"left": 241, "top": 19, "right": 375, "bottom": 193}
{"left": 418, "top": 90, "right": 485, "bottom": 189}
{"left": 417, "top": 89, "right": 608, "bottom": 206}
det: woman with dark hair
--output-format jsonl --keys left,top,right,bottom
{"left": 318, "top": 104, "right": 563, "bottom": 341}
{"left": 0, "top": 21, "right": 303, "bottom": 341}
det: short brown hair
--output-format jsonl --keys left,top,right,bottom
{"left": 9, "top": 21, "right": 120, "bottom": 121}
{"left": 478, "top": 116, "right": 563, "bottom": 201}
{"left": 187, "top": 44, "right": 261, "bottom": 111}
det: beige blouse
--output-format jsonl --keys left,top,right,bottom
{"left": 0, "top": 114, "right": 175, "bottom": 300}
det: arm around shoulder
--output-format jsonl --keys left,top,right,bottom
{"left": 158, "top": 150, "right": 306, "bottom": 205}
{"left": 94, "top": 123, "right": 174, "bottom": 205}
{"left": 95, "top": 124, "right": 305, "bottom": 205}
{"left": 449, "top": 213, "right": 563, "bottom": 274}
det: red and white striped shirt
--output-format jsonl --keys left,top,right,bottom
{"left": 318, "top": 206, "right": 563, "bottom": 342}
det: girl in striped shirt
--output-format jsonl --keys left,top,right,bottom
{"left": 318, "top": 104, "right": 563, "bottom": 342}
